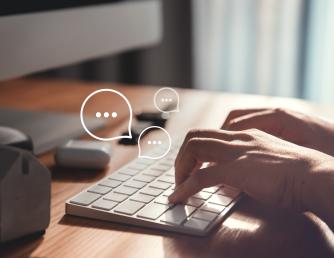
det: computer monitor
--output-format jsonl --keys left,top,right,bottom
{"left": 0, "top": 0, "right": 162, "bottom": 155}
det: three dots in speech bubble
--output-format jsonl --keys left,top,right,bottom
{"left": 80, "top": 87, "right": 179, "bottom": 159}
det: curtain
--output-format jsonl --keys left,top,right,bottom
{"left": 192, "top": 0, "right": 334, "bottom": 104}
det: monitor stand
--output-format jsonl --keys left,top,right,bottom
{"left": 0, "top": 107, "right": 106, "bottom": 155}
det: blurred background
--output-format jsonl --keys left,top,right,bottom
{"left": 34, "top": 0, "right": 334, "bottom": 104}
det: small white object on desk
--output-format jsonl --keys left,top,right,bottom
{"left": 55, "top": 140, "right": 112, "bottom": 169}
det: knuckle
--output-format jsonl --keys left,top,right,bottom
{"left": 241, "top": 129, "right": 263, "bottom": 140}
{"left": 243, "top": 128, "right": 259, "bottom": 134}
{"left": 235, "top": 132, "right": 253, "bottom": 141}
{"left": 273, "top": 107, "right": 286, "bottom": 116}
{"left": 227, "top": 119, "right": 239, "bottom": 130}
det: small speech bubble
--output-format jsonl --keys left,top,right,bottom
{"left": 138, "top": 126, "right": 171, "bottom": 159}
{"left": 80, "top": 89, "right": 133, "bottom": 141}
{"left": 153, "top": 87, "right": 180, "bottom": 113}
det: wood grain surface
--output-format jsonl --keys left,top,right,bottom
{"left": 0, "top": 79, "right": 333, "bottom": 258}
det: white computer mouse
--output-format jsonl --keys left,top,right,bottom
{"left": 55, "top": 140, "right": 112, "bottom": 169}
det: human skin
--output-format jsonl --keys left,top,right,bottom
{"left": 168, "top": 109, "right": 334, "bottom": 230}
{"left": 222, "top": 108, "right": 334, "bottom": 156}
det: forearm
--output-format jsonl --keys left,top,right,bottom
{"left": 303, "top": 159, "right": 334, "bottom": 231}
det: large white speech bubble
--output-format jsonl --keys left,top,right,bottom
{"left": 80, "top": 89, "right": 132, "bottom": 141}
{"left": 137, "top": 126, "right": 171, "bottom": 159}
{"left": 153, "top": 87, "right": 180, "bottom": 113}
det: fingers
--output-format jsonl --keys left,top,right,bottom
{"left": 169, "top": 166, "right": 222, "bottom": 203}
{"left": 175, "top": 129, "right": 235, "bottom": 169}
{"left": 222, "top": 108, "right": 267, "bottom": 129}
{"left": 174, "top": 137, "right": 238, "bottom": 186}
{"left": 169, "top": 161, "right": 246, "bottom": 203}
{"left": 224, "top": 109, "right": 282, "bottom": 133}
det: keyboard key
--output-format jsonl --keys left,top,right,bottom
{"left": 133, "top": 174, "right": 155, "bottom": 183}
{"left": 150, "top": 164, "right": 169, "bottom": 171}
{"left": 184, "top": 218, "right": 210, "bottom": 231}
{"left": 208, "top": 195, "right": 233, "bottom": 206}
{"left": 130, "top": 193, "right": 155, "bottom": 203}
{"left": 186, "top": 197, "right": 205, "bottom": 208}
{"left": 124, "top": 180, "right": 147, "bottom": 189}
{"left": 158, "top": 160, "right": 174, "bottom": 167}
{"left": 136, "top": 159, "right": 156, "bottom": 165}
{"left": 143, "top": 169, "right": 164, "bottom": 177}
{"left": 70, "top": 192, "right": 101, "bottom": 206}
{"left": 165, "top": 156, "right": 175, "bottom": 162}
{"left": 216, "top": 186, "right": 240, "bottom": 198}
{"left": 165, "top": 168, "right": 175, "bottom": 177}
{"left": 201, "top": 203, "right": 225, "bottom": 214}
{"left": 154, "top": 196, "right": 174, "bottom": 206}
{"left": 162, "top": 189, "right": 174, "bottom": 197}
{"left": 114, "top": 200, "right": 145, "bottom": 215}
{"left": 92, "top": 199, "right": 118, "bottom": 211}
{"left": 160, "top": 205, "right": 196, "bottom": 225}
{"left": 158, "top": 175, "right": 175, "bottom": 184}
{"left": 202, "top": 186, "right": 219, "bottom": 194}
{"left": 109, "top": 173, "right": 131, "bottom": 182}
{"left": 104, "top": 192, "right": 128, "bottom": 202}
{"left": 88, "top": 185, "right": 112, "bottom": 195}
{"left": 128, "top": 163, "right": 148, "bottom": 171}
{"left": 99, "top": 179, "right": 121, "bottom": 188}
{"left": 118, "top": 168, "right": 140, "bottom": 176}
{"left": 114, "top": 185, "right": 138, "bottom": 196}
{"left": 137, "top": 203, "right": 170, "bottom": 220}
{"left": 192, "top": 191, "right": 212, "bottom": 200}
{"left": 149, "top": 181, "right": 171, "bottom": 190}
{"left": 192, "top": 210, "right": 217, "bottom": 221}
{"left": 140, "top": 187, "right": 164, "bottom": 197}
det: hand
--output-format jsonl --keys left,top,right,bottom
{"left": 169, "top": 129, "right": 334, "bottom": 214}
{"left": 222, "top": 108, "right": 334, "bottom": 156}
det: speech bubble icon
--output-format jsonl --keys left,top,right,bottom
{"left": 80, "top": 89, "right": 133, "bottom": 141}
{"left": 138, "top": 126, "right": 171, "bottom": 159}
{"left": 153, "top": 87, "right": 180, "bottom": 113}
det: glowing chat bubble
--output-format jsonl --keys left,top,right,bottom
{"left": 138, "top": 126, "right": 171, "bottom": 159}
{"left": 153, "top": 87, "right": 180, "bottom": 113}
{"left": 80, "top": 89, "right": 132, "bottom": 141}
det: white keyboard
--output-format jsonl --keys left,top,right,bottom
{"left": 66, "top": 140, "right": 242, "bottom": 236}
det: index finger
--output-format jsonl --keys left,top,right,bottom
{"left": 175, "top": 129, "right": 235, "bottom": 169}
{"left": 174, "top": 138, "right": 236, "bottom": 186}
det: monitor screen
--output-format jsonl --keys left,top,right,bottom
{"left": 1, "top": 0, "right": 122, "bottom": 16}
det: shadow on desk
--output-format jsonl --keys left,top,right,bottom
{"left": 59, "top": 197, "right": 334, "bottom": 258}
{"left": 0, "top": 231, "right": 44, "bottom": 257}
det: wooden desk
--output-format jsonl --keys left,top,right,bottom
{"left": 0, "top": 79, "right": 333, "bottom": 258}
